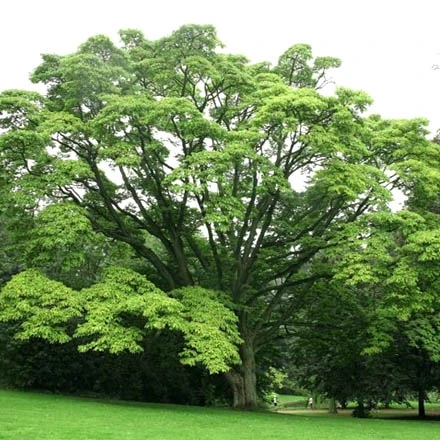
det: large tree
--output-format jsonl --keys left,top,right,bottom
{"left": 0, "top": 25, "right": 437, "bottom": 408}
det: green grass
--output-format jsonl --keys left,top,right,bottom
{"left": 276, "top": 394, "right": 307, "bottom": 404}
{"left": 0, "top": 390, "right": 439, "bottom": 440}
{"left": 274, "top": 393, "right": 308, "bottom": 408}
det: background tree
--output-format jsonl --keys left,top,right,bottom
{"left": 332, "top": 207, "right": 440, "bottom": 416}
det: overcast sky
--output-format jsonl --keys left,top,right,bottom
{"left": 2, "top": 0, "right": 439, "bottom": 133}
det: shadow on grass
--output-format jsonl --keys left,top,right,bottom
{"left": 279, "top": 408, "right": 440, "bottom": 422}
{"left": 374, "top": 413, "right": 440, "bottom": 422}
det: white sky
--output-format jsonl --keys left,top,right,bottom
{"left": 1, "top": 0, "right": 440, "bottom": 133}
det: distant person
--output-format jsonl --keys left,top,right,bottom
{"left": 272, "top": 394, "right": 278, "bottom": 407}
{"left": 308, "top": 397, "right": 313, "bottom": 409}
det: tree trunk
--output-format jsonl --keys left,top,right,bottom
{"left": 328, "top": 397, "right": 337, "bottom": 414}
{"left": 225, "top": 339, "right": 258, "bottom": 409}
{"left": 418, "top": 388, "right": 426, "bottom": 419}
{"left": 312, "top": 392, "right": 319, "bottom": 410}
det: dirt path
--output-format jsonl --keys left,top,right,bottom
{"left": 277, "top": 409, "right": 349, "bottom": 416}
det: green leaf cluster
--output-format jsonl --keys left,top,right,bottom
{"left": 0, "top": 268, "right": 241, "bottom": 374}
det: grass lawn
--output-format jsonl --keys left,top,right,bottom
{"left": 0, "top": 390, "right": 439, "bottom": 440}
{"left": 276, "top": 394, "right": 307, "bottom": 405}
{"left": 275, "top": 394, "right": 308, "bottom": 408}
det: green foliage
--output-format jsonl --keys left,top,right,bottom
{"left": 0, "top": 268, "right": 241, "bottom": 375}
{"left": 26, "top": 203, "right": 97, "bottom": 269}
{"left": 333, "top": 209, "right": 440, "bottom": 360}
{"left": 75, "top": 267, "right": 181, "bottom": 354}
{"left": 275, "top": 44, "right": 341, "bottom": 88}
{"left": 0, "top": 270, "right": 82, "bottom": 343}
{"left": 264, "top": 366, "right": 287, "bottom": 392}
{"left": 171, "top": 287, "right": 242, "bottom": 373}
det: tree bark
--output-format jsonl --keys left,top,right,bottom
{"left": 225, "top": 370, "right": 245, "bottom": 408}
{"left": 225, "top": 339, "right": 258, "bottom": 409}
{"left": 418, "top": 388, "right": 426, "bottom": 419}
{"left": 328, "top": 397, "right": 338, "bottom": 414}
